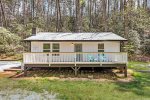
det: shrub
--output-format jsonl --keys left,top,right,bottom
{"left": 124, "top": 30, "right": 140, "bottom": 58}
{"left": 140, "top": 38, "right": 150, "bottom": 55}
{"left": 0, "top": 27, "right": 22, "bottom": 55}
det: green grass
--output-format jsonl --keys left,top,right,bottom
{"left": 128, "top": 61, "right": 150, "bottom": 70}
{"left": 0, "top": 76, "right": 149, "bottom": 100}
{"left": 0, "top": 61, "right": 149, "bottom": 100}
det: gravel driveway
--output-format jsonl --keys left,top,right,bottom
{"left": 0, "top": 89, "right": 57, "bottom": 100}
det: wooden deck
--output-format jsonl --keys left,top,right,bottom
{"left": 23, "top": 52, "right": 128, "bottom": 77}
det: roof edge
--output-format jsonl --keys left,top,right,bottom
{"left": 24, "top": 39, "right": 127, "bottom": 42}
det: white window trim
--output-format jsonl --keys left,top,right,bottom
{"left": 43, "top": 43, "right": 51, "bottom": 52}
{"left": 52, "top": 43, "right": 60, "bottom": 52}
{"left": 43, "top": 43, "right": 60, "bottom": 52}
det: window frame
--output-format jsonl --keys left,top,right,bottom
{"left": 98, "top": 43, "right": 104, "bottom": 52}
{"left": 52, "top": 43, "right": 60, "bottom": 56}
{"left": 43, "top": 43, "right": 51, "bottom": 52}
{"left": 52, "top": 43, "right": 60, "bottom": 52}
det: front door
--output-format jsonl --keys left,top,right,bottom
{"left": 74, "top": 44, "right": 82, "bottom": 62}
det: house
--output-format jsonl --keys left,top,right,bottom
{"left": 23, "top": 30, "right": 128, "bottom": 77}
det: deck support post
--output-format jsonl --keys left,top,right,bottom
{"left": 124, "top": 66, "right": 127, "bottom": 77}
{"left": 24, "top": 66, "right": 27, "bottom": 76}
{"left": 71, "top": 67, "right": 80, "bottom": 76}
{"left": 59, "top": 67, "right": 61, "bottom": 72}
{"left": 75, "top": 67, "right": 77, "bottom": 76}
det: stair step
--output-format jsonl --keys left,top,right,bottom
{"left": 4, "top": 68, "right": 21, "bottom": 72}
{"left": 10, "top": 66, "right": 21, "bottom": 69}
{"left": 9, "top": 72, "right": 24, "bottom": 78}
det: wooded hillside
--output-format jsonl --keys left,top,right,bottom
{"left": 0, "top": 0, "right": 150, "bottom": 58}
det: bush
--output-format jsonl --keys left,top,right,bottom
{"left": 124, "top": 30, "right": 140, "bottom": 58}
{"left": 141, "top": 38, "right": 150, "bottom": 55}
{"left": 0, "top": 27, "right": 22, "bottom": 54}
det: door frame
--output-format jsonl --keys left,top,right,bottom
{"left": 74, "top": 44, "right": 83, "bottom": 62}
{"left": 74, "top": 43, "right": 82, "bottom": 52}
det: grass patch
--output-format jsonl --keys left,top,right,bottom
{"left": 0, "top": 61, "right": 149, "bottom": 99}
{"left": 0, "top": 76, "right": 150, "bottom": 100}
{"left": 128, "top": 61, "right": 150, "bottom": 70}
{"left": 116, "top": 72, "right": 150, "bottom": 98}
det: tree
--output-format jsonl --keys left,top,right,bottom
{"left": 0, "top": 27, "right": 22, "bottom": 54}
{"left": 75, "top": 0, "right": 81, "bottom": 32}
{"left": 56, "top": 0, "right": 62, "bottom": 32}
{"left": 0, "top": 0, "right": 7, "bottom": 27}
{"left": 126, "top": 30, "right": 140, "bottom": 54}
{"left": 141, "top": 38, "right": 150, "bottom": 55}
{"left": 0, "top": 0, "right": 150, "bottom": 55}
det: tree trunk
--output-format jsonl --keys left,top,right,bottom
{"left": 75, "top": 0, "right": 81, "bottom": 32}
{"left": 56, "top": 0, "right": 62, "bottom": 32}
{"left": 0, "top": 0, "right": 7, "bottom": 27}
{"left": 89, "top": 0, "right": 92, "bottom": 30}
{"left": 143, "top": 0, "right": 147, "bottom": 9}
{"left": 102, "top": 0, "right": 107, "bottom": 32}
{"left": 23, "top": 0, "right": 27, "bottom": 25}
{"left": 137, "top": 0, "right": 140, "bottom": 8}
{"left": 107, "top": 0, "right": 110, "bottom": 17}
{"left": 120, "top": 0, "right": 124, "bottom": 12}
{"left": 124, "top": 0, "right": 128, "bottom": 38}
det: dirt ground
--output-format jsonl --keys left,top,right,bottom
{"left": 0, "top": 68, "right": 134, "bottom": 83}
{"left": 0, "top": 71, "right": 17, "bottom": 78}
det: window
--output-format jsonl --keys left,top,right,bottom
{"left": 43, "top": 43, "right": 60, "bottom": 54}
{"left": 52, "top": 43, "right": 60, "bottom": 56}
{"left": 98, "top": 43, "right": 104, "bottom": 52}
{"left": 43, "top": 43, "right": 51, "bottom": 52}
{"left": 52, "top": 43, "right": 60, "bottom": 52}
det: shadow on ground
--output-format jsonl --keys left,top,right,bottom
{"left": 25, "top": 67, "right": 120, "bottom": 80}
{"left": 115, "top": 72, "right": 150, "bottom": 98}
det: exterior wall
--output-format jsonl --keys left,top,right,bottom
{"left": 31, "top": 42, "right": 43, "bottom": 52}
{"left": 104, "top": 42, "right": 120, "bottom": 52}
{"left": 31, "top": 41, "right": 120, "bottom": 52}
{"left": 29, "top": 41, "right": 122, "bottom": 62}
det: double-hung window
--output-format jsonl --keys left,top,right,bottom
{"left": 43, "top": 43, "right": 60, "bottom": 56}
{"left": 98, "top": 43, "right": 104, "bottom": 52}
{"left": 43, "top": 43, "right": 60, "bottom": 53}
{"left": 52, "top": 43, "right": 60, "bottom": 52}
{"left": 43, "top": 43, "right": 51, "bottom": 52}
{"left": 52, "top": 43, "right": 60, "bottom": 56}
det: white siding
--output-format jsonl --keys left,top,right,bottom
{"left": 104, "top": 41, "right": 120, "bottom": 52}
{"left": 31, "top": 41, "right": 120, "bottom": 52}
{"left": 31, "top": 42, "right": 43, "bottom": 52}
{"left": 29, "top": 41, "right": 122, "bottom": 63}
{"left": 82, "top": 42, "right": 97, "bottom": 52}
{"left": 60, "top": 42, "right": 74, "bottom": 52}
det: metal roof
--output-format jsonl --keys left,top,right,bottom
{"left": 24, "top": 32, "right": 127, "bottom": 41}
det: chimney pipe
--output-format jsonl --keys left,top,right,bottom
{"left": 32, "top": 27, "right": 36, "bottom": 35}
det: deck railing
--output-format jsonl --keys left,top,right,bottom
{"left": 23, "top": 52, "right": 127, "bottom": 64}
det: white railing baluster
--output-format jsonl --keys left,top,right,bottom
{"left": 23, "top": 52, "right": 127, "bottom": 64}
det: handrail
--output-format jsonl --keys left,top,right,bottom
{"left": 23, "top": 52, "right": 127, "bottom": 54}
{"left": 23, "top": 52, "right": 128, "bottom": 64}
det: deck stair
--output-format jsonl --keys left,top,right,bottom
{"left": 4, "top": 66, "right": 21, "bottom": 72}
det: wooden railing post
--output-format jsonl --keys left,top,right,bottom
{"left": 48, "top": 53, "right": 51, "bottom": 66}
{"left": 23, "top": 53, "right": 25, "bottom": 64}
{"left": 126, "top": 53, "right": 128, "bottom": 63}
{"left": 74, "top": 52, "right": 76, "bottom": 66}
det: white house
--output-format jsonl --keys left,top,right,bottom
{"left": 23, "top": 31, "right": 128, "bottom": 77}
